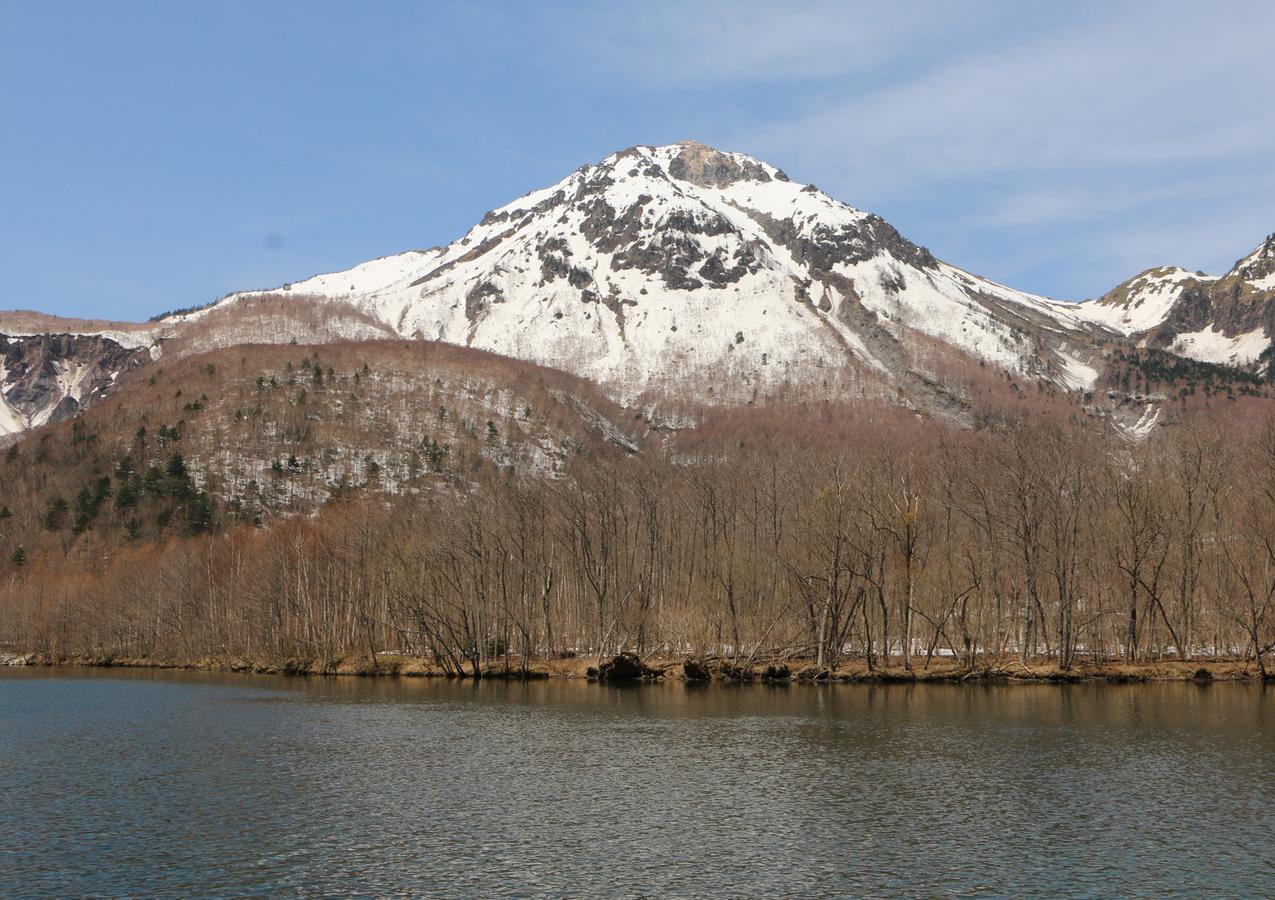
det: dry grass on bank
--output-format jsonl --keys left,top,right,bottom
{"left": 3, "top": 652, "right": 1269, "bottom": 683}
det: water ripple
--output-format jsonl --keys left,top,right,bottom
{"left": 1, "top": 672, "right": 1271, "bottom": 897}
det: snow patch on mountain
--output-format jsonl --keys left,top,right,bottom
{"left": 0, "top": 358, "right": 24, "bottom": 436}
{"left": 1127, "top": 403, "right": 1161, "bottom": 438}
{"left": 1055, "top": 350, "right": 1101, "bottom": 392}
{"left": 284, "top": 250, "right": 442, "bottom": 296}
{"left": 1170, "top": 325, "right": 1269, "bottom": 366}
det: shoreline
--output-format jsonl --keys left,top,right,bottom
{"left": 2, "top": 651, "right": 1271, "bottom": 684}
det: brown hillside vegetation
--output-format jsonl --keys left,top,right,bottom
{"left": 0, "top": 309, "right": 154, "bottom": 337}
{"left": 0, "top": 338, "right": 636, "bottom": 559}
{"left": 154, "top": 293, "right": 398, "bottom": 357}
{"left": 1, "top": 340, "right": 1274, "bottom": 680}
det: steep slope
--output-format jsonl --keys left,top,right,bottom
{"left": 214, "top": 141, "right": 1109, "bottom": 402}
{"left": 1070, "top": 234, "right": 1275, "bottom": 369}
{"left": 0, "top": 297, "right": 401, "bottom": 438}
{"left": 1231, "top": 233, "right": 1275, "bottom": 289}
{"left": 1070, "top": 266, "right": 1216, "bottom": 337}
{"left": 0, "top": 338, "right": 642, "bottom": 565}
{"left": 0, "top": 334, "right": 151, "bottom": 440}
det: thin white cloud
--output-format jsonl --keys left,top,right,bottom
{"left": 565, "top": 0, "right": 987, "bottom": 84}
{"left": 671, "top": 1, "right": 1275, "bottom": 295}
{"left": 746, "top": 5, "right": 1274, "bottom": 182}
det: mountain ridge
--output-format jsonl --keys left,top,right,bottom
{"left": 2, "top": 141, "right": 1273, "bottom": 437}
{"left": 208, "top": 140, "right": 1112, "bottom": 403}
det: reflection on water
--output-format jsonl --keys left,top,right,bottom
{"left": 1, "top": 669, "right": 1271, "bottom": 897}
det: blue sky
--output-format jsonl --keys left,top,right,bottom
{"left": 3, "top": 1, "right": 1273, "bottom": 320}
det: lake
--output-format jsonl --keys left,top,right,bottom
{"left": 1, "top": 669, "right": 1272, "bottom": 897}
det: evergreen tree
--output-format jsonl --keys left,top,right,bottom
{"left": 72, "top": 487, "right": 95, "bottom": 533}
{"left": 43, "top": 496, "right": 69, "bottom": 530}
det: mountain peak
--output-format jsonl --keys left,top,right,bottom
{"left": 194, "top": 139, "right": 1114, "bottom": 405}
{"left": 602, "top": 141, "right": 789, "bottom": 188}
{"left": 1229, "top": 232, "right": 1275, "bottom": 284}
{"left": 664, "top": 140, "right": 787, "bottom": 187}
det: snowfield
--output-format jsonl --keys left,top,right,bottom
{"left": 1171, "top": 326, "right": 1269, "bottom": 366}
{"left": 212, "top": 142, "right": 1118, "bottom": 398}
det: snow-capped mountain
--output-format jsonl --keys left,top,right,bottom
{"left": 1231, "top": 233, "right": 1275, "bottom": 290}
{"left": 3, "top": 141, "right": 1273, "bottom": 439}
{"left": 212, "top": 141, "right": 1110, "bottom": 401}
{"left": 1069, "top": 233, "right": 1275, "bottom": 367}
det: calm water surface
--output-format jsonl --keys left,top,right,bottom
{"left": 1, "top": 669, "right": 1272, "bottom": 897}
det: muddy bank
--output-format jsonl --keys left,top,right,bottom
{"left": 2, "top": 650, "right": 1271, "bottom": 684}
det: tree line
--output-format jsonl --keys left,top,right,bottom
{"left": 3, "top": 405, "right": 1274, "bottom": 677}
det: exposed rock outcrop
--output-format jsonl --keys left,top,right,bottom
{"left": 591, "top": 652, "right": 662, "bottom": 682}
{"left": 0, "top": 333, "right": 150, "bottom": 440}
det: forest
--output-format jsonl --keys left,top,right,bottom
{"left": 2, "top": 354, "right": 1274, "bottom": 680}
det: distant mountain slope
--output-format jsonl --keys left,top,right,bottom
{"left": 0, "top": 339, "right": 641, "bottom": 558}
{"left": 2, "top": 143, "right": 1272, "bottom": 440}
{"left": 213, "top": 141, "right": 1111, "bottom": 401}
{"left": 1069, "top": 233, "right": 1275, "bottom": 368}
